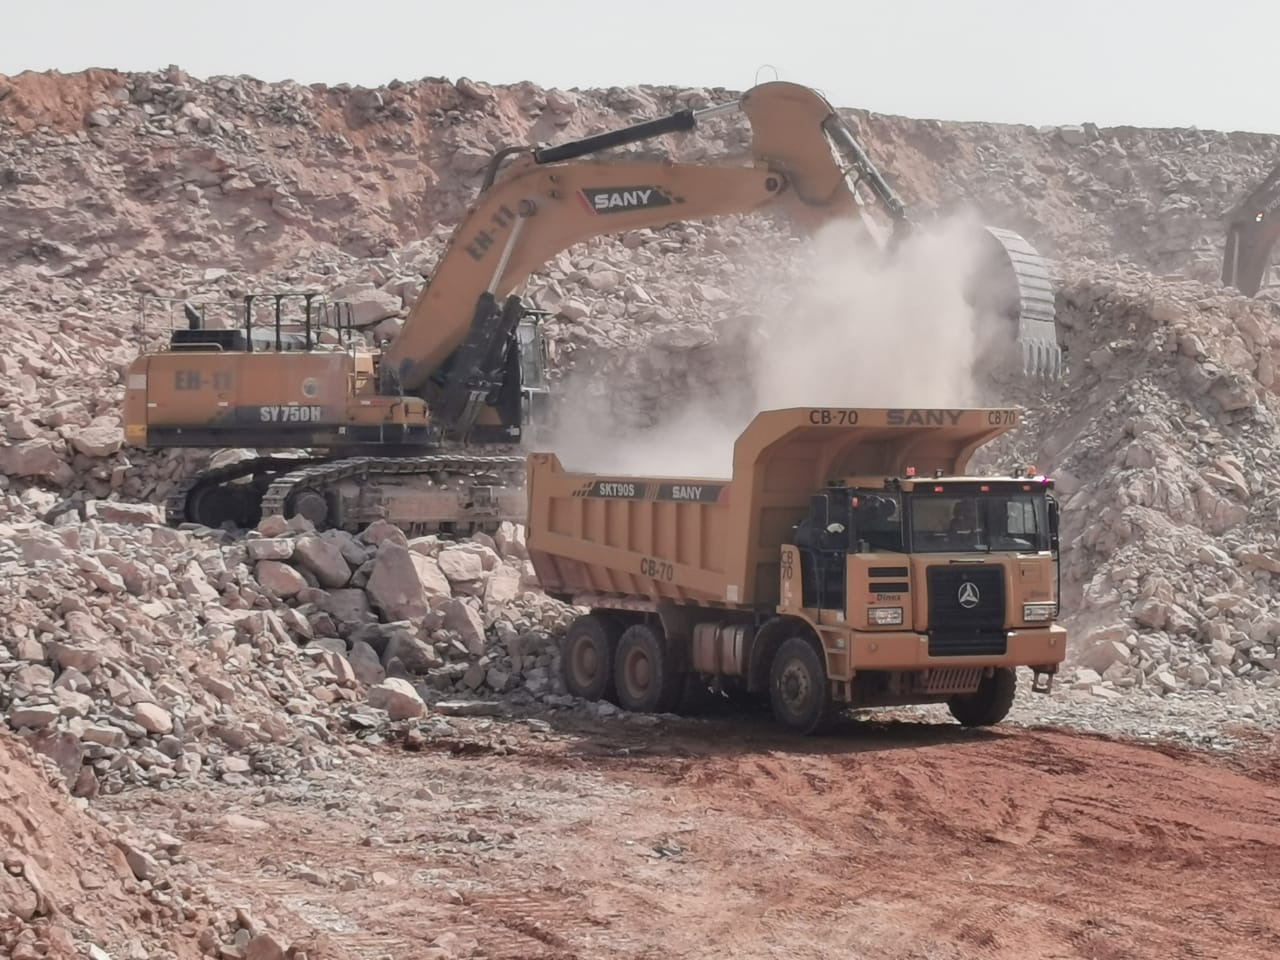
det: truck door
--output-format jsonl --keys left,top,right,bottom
{"left": 792, "top": 492, "right": 849, "bottom": 611}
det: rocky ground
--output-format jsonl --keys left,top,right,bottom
{"left": 3, "top": 64, "right": 1280, "bottom": 957}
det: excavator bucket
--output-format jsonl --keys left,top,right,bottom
{"left": 812, "top": 104, "right": 1064, "bottom": 382}
{"left": 1222, "top": 161, "right": 1280, "bottom": 298}
{"left": 976, "top": 226, "right": 1063, "bottom": 380}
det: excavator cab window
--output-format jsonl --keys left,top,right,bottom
{"left": 516, "top": 314, "right": 551, "bottom": 431}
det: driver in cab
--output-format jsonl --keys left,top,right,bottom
{"left": 948, "top": 499, "right": 981, "bottom": 545}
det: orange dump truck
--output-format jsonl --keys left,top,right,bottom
{"left": 525, "top": 406, "right": 1066, "bottom": 734}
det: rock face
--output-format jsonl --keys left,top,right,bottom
{"left": 966, "top": 263, "right": 1280, "bottom": 699}
{"left": 6, "top": 61, "right": 1280, "bottom": 956}
{"left": 2, "top": 63, "right": 1280, "bottom": 721}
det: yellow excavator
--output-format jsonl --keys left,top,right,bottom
{"left": 123, "top": 80, "right": 1063, "bottom": 537}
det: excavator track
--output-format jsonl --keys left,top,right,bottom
{"left": 258, "top": 453, "right": 530, "bottom": 538}
{"left": 168, "top": 452, "right": 530, "bottom": 538}
{"left": 166, "top": 454, "right": 326, "bottom": 528}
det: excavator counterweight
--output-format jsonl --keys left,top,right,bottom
{"left": 123, "top": 80, "right": 1066, "bottom": 538}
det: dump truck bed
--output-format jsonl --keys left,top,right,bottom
{"left": 525, "top": 406, "right": 1019, "bottom": 608}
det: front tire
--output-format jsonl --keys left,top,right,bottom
{"left": 947, "top": 667, "right": 1018, "bottom": 726}
{"left": 561, "top": 613, "right": 620, "bottom": 703}
{"left": 768, "top": 636, "right": 835, "bottom": 735}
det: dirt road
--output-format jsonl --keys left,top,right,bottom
{"left": 105, "top": 710, "right": 1280, "bottom": 960}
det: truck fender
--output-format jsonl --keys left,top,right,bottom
{"left": 655, "top": 601, "right": 695, "bottom": 673}
{"left": 746, "top": 615, "right": 819, "bottom": 693}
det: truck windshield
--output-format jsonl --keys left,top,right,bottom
{"left": 909, "top": 492, "right": 1049, "bottom": 554}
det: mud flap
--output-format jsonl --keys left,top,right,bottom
{"left": 979, "top": 226, "right": 1063, "bottom": 381}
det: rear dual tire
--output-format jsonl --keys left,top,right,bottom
{"left": 561, "top": 613, "right": 621, "bottom": 703}
{"left": 614, "top": 624, "right": 683, "bottom": 714}
{"left": 561, "top": 615, "right": 684, "bottom": 715}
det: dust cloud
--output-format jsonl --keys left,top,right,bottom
{"left": 541, "top": 208, "right": 1003, "bottom": 478}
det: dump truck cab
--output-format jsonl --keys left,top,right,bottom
{"left": 526, "top": 406, "right": 1068, "bottom": 735}
{"left": 785, "top": 472, "right": 1060, "bottom": 634}
{"left": 776, "top": 470, "right": 1062, "bottom": 729}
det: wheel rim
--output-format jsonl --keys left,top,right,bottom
{"left": 622, "top": 647, "right": 651, "bottom": 699}
{"left": 777, "top": 658, "right": 813, "bottom": 717}
{"left": 569, "top": 636, "right": 599, "bottom": 689}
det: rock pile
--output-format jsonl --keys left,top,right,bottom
{"left": 0, "top": 488, "right": 576, "bottom": 800}
{"left": 235, "top": 513, "right": 575, "bottom": 710}
{"left": 974, "top": 261, "right": 1280, "bottom": 698}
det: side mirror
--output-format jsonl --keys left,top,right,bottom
{"left": 1046, "top": 495, "right": 1060, "bottom": 552}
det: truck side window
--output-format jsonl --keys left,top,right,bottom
{"left": 852, "top": 494, "right": 902, "bottom": 552}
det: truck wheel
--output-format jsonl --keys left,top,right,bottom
{"left": 947, "top": 667, "right": 1018, "bottom": 727}
{"left": 613, "top": 624, "right": 682, "bottom": 714}
{"left": 768, "top": 636, "right": 835, "bottom": 735}
{"left": 561, "top": 613, "right": 619, "bottom": 703}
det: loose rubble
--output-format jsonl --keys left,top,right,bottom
{"left": 0, "top": 495, "right": 577, "bottom": 801}
{"left": 4, "top": 61, "right": 1280, "bottom": 954}
{"left": 2, "top": 65, "right": 1279, "bottom": 720}
{"left": 0, "top": 730, "right": 211, "bottom": 959}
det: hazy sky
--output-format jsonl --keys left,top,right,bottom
{"left": 3, "top": 0, "right": 1276, "bottom": 134}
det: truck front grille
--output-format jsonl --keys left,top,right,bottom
{"left": 926, "top": 564, "right": 1007, "bottom": 656}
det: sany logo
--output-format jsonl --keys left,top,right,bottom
{"left": 579, "top": 186, "right": 678, "bottom": 214}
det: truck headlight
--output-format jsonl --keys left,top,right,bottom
{"left": 868, "top": 607, "right": 904, "bottom": 626}
{"left": 1023, "top": 602, "right": 1057, "bottom": 622}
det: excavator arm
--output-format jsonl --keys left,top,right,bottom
{"left": 384, "top": 81, "right": 1062, "bottom": 419}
